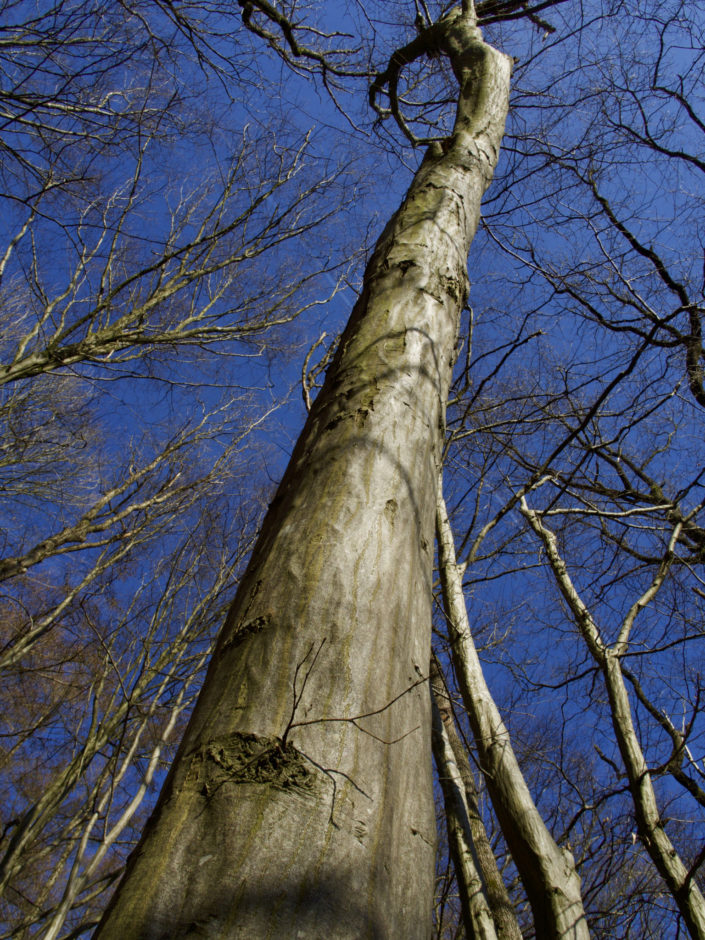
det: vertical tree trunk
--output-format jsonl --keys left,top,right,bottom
{"left": 95, "top": 8, "right": 511, "bottom": 938}
{"left": 432, "top": 694, "right": 497, "bottom": 940}
{"left": 437, "top": 484, "right": 589, "bottom": 939}
{"left": 604, "top": 655, "right": 705, "bottom": 939}
{"left": 431, "top": 658, "right": 522, "bottom": 940}
{"left": 521, "top": 501, "right": 705, "bottom": 939}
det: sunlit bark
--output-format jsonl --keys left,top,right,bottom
{"left": 437, "top": 481, "right": 589, "bottom": 939}
{"left": 431, "top": 657, "right": 522, "bottom": 940}
{"left": 96, "top": 6, "right": 512, "bottom": 937}
{"left": 522, "top": 499, "right": 705, "bottom": 939}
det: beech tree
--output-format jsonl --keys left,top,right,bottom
{"left": 95, "top": 2, "right": 525, "bottom": 937}
{"left": 0, "top": 1, "right": 351, "bottom": 934}
{"left": 429, "top": 0, "right": 705, "bottom": 930}
{"left": 3, "top": 0, "right": 704, "bottom": 936}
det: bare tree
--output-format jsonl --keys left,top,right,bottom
{"left": 520, "top": 483, "right": 705, "bottom": 937}
{"left": 4, "top": 0, "right": 704, "bottom": 935}
{"left": 431, "top": 654, "right": 522, "bottom": 940}
{"left": 0, "top": 409, "right": 269, "bottom": 935}
{"left": 95, "top": 3, "right": 515, "bottom": 936}
{"left": 436, "top": 475, "right": 588, "bottom": 938}
{"left": 0, "top": 2, "right": 357, "bottom": 936}
{"left": 432, "top": 3, "right": 705, "bottom": 931}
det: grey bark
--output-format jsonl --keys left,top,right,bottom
{"left": 432, "top": 669, "right": 497, "bottom": 940}
{"left": 436, "top": 483, "right": 589, "bottom": 939}
{"left": 95, "top": 7, "right": 511, "bottom": 939}
{"left": 431, "top": 658, "right": 522, "bottom": 940}
{"left": 521, "top": 502, "right": 705, "bottom": 940}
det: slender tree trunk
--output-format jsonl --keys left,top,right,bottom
{"left": 605, "top": 657, "right": 705, "bottom": 939}
{"left": 432, "top": 695, "right": 498, "bottom": 940}
{"left": 95, "top": 8, "right": 511, "bottom": 938}
{"left": 436, "top": 483, "right": 589, "bottom": 939}
{"left": 521, "top": 501, "right": 705, "bottom": 939}
{"left": 431, "top": 657, "right": 522, "bottom": 940}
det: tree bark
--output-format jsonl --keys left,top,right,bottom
{"left": 521, "top": 501, "right": 705, "bottom": 940}
{"left": 436, "top": 483, "right": 589, "bottom": 939}
{"left": 431, "top": 657, "right": 522, "bottom": 940}
{"left": 94, "top": 8, "right": 511, "bottom": 938}
{"left": 432, "top": 690, "right": 498, "bottom": 940}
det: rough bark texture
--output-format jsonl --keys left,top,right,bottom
{"left": 432, "top": 658, "right": 522, "bottom": 940}
{"left": 95, "top": 9, "right": 511, "bottom": 939}
{"left": 436, "top": 485, "right": 589, "bottom": 939}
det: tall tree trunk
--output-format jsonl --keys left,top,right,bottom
{"left": 436, "top": 484, "right": 589, "bottom": 939}
{"left": 431, "top": 657, "right": 522, "bottom": 940}
{"left": 95, "top": 8, "right": 511, "bottom": 938}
